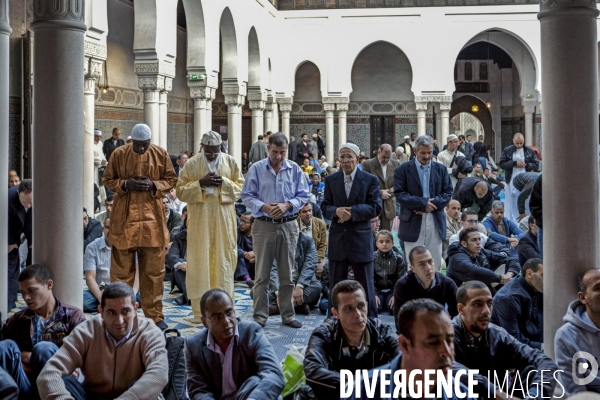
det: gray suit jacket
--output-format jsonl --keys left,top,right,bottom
{"left": 185, "top": 320, "right": 284, "bottom": 400}
{"left": 362, "top": 157, "right": 399, "bottom": 220}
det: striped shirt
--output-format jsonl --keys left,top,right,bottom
{"left": 83, "top": 235, "right": 112, "bottom": 286}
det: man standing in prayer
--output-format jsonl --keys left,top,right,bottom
{"left": 437, "top": 134, "right": 467, "bottom": 187}
{"left": 102, "top": 123, "right": 177, "bottom": 330}
{"left": 242, "top": 133, "right": 310, "bottom": 328}
{"left": 93, "top": 130, "right": 107, "bottom": 204}
{"left": 177, "top": 131, "right": 244, "bottom": 323}
{"left": 499, "top": 133, "right": 539, "bottom": 221}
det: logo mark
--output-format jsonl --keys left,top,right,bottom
{"left": 572, "top": 351, "right": 599, "bottom": 386}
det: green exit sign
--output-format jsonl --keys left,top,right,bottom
{"left": 189, "top": 74, "right": 204, "bottom": 82}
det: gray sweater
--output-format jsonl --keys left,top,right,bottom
{"left": 554, "top": 300, "right": 600, "bottom": 395}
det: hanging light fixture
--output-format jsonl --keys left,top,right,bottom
{"left": 486, "top": 102, "right": 492, "bottom": 108}
{"left": 472, "top": 105, "right": 479, "bottom": 112}
{"left": 99, "top": 60, "right": 110, "bottom": 94}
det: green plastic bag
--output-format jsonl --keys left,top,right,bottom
{"left": 281, "top": 345, "right": 306, "bottom": 397}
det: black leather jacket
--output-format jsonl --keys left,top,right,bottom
{"left": 499, "top": 145, "right": 539, "bottom": 183}
{"left": 452, "top": 315, "right": 557, "bottom": 399}
{"left": 304, "top": 318, "right": 399, "bottom": 397}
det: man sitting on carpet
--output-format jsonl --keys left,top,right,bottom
{"left": 304, "top": 280, "right": 400, "bottom": 399}
{"left": 185, "top": 289, "right": 284, "bottom": 400}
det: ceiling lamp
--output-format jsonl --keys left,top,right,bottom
{"left": 486, "top": 102, "right": 492, "bottom": 108}
{"left": 471, "top": 105, "right": 479, "bottom": 112}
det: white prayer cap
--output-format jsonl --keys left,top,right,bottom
{"left": 131, "top": 124, "right": 152, "bottom": 141}
{"left": 201, "top": 131, "right": 222, "bottom": 146}
{"left": 126, "top": 136, "right": 132, "bottom": 142}
{"left": 93, "top": 130, "right": 102, "bottom": 136}
{"left": 447, "top": 134, "right": 459, "bottom": 142}
{"left": 403, "top": 135, "right": 410, "bottom": 140}
{"left": 339, "top": 143, "right": 360, "bottom": 157}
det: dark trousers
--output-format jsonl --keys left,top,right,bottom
{"left": 235, "top": 258, "right": 255, "bottom": 280}
{"left": 7, "top": 250, "right": 19, "bottom": 309}
{"left": 0, "top": 340, "right": 58, "bottom": 399}
{"left": 329, "top": 260, "right": 377, "bottom": 319}
{"left": 376, "top": 289, "right": 394, "bottom": 313}
{"left": 172, "top": 268, "right": 187, "bottom": 301}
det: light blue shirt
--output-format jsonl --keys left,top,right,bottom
{"left": 241, "top": 158, "right": 310, "bottom": 218}
{"left": 415, "top": 158, "right": 431, "bottom": 199}
{"left": 105, "top": 323, "right": 134, "bottom": 348}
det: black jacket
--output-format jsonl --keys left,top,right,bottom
{"left": 8, "top": 186, "right": 32, "bottom": 248}
{"left": 373, "top": 247, "right": 407, "bottom": 290}
{"left": 166, "top": 229, "right": 187, "bottom": 296}
{"left": 473, "top": 141, "right": 488, "bottom": 160}
{"left": 499, "top": 145, "right": 539, "bottom": 183}
{"left": 452, "top": 315, "right": 557, "bottom": 399}
{"left": 452, "top": 177, "right": 493, "bottom": 221}
{"left": 446, "top": 242, "right": 520, "bottom": 291}
{"left": 304, "top": 318, "right": 399, "bottom": 397}
{"left": 295, "top": 140, "right": 313, "bottom": 165}
{"left": 393, "top": 271, "right": 458, "bottom": 325}
{"left": 102, "top": 138, "right": 125, "bottom": 161}
{"left": 518, "top": 231, "right": 540, "bottom": 266}
{"left": 491, "top": 275, "right": 543, "bottom": 350}
{"left": 317, "top": 136, "right": 325, "bottom": 157}
{"left": 529, "top": 174, "right": 543, "bottom": 228}
{"left": 83, "top": 218, "right": 102, "bottom": 252}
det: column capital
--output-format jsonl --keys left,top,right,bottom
{"left": 162, "top": 77, "right": 173, "bottom": 93}
{"left": 415, "top": 102, "right": 428, "bottom": 112}
{"left": 0, "top": 0, "right": 9, "bottom": 32}
{"left": 247, "top": 90, "right": 268, "bottom": 102}
{"left": 31, "top": 0, "right": 86, "bottom": 31}
{"left": 439, "top": 102, "right": 452, "bottom": 112}
{"left": 190, "top": 87, "right": 215, "bottom": 101}
{"left": 336, "top": 103, "right": 349, "bottom": 112}
{"left": 249, "top": 101, "right": 266, "bottom": 111}
{"left": 264, "top": 103, "right": 274, "bottom": 112}
{"left": 414, "top": 95, "right": 453, "bottom": 104}
{"left": 279, "top": 103, "right": 293, "bottom": 113}
{"left": 276, "top": 96, "right": 293, "bottom": 105}
{"left": 138, "top": 75, "right": 166, "bottom": 91}
{"left": 324, "top": 103, "right": 336, "bottom": 112}
{"left": 84, "top": 57, "right": 103, "bottom": 80}
{"left": 522, "top": 99, "right": 538, "bottom": 114}
{"left": 143, "top": 89, "right": 160, "bottom": 102}
{"left": 84, "top": 39, "right": 107, "bottom": 61}
{"left": 224, "top": 94, "right": 245, "bottom": 107}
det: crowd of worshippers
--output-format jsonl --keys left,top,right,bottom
{"left": 3, "top": 123, "right": 600, "bottom": 399}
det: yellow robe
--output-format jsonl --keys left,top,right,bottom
{"left": 176, "top": 153, "right": 244, "bottom": 302}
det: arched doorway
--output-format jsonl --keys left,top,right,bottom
{"left": 450, "top": 95, "right": 494, "bottom": 155}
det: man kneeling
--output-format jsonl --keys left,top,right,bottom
{"left": 37, "top": 282, "right": 168, "bottom": 399}
{"left": 186, "top": 289, "right": 284, "bottom": 399}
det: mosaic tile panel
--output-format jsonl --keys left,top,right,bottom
{"left": 290, "top": 124, "right": 325, "bottom": 142}
{"left": 347, "top": 124, "right": 370, "bottom": 154}
{"left": 536, "top": 123, "right": 542, "bottom": 151}
{"left": 167, "top": 122, "right": 194, "bottom": 154}
{"left": 395, "top": 124, "right": 433, "bottom": 145}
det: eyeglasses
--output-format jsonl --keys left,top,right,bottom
{"left": 207, "top": 309, "right": 236, "bottom": 322}
{"left": 239, "top": 220, "right": 251, "bottom": 225}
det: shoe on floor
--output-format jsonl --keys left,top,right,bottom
{"left": 173, "top": 295, "right": 187, "bottom": 306}
{"left": 295, "top": 304, "right": 311, "bottom": 315}
{"left": 156, "top": 320, "right": 168, "bottom": 331}
{"left": 284, "top": 320, "right": 302, "bottom": 329}
{"left": 268, "top": 304, "right": 280, "bottom": 316}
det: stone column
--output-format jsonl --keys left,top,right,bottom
{"left": 248, "top": 91, "right": 267, "bottom": 143}
{"left": 337, "top": 102, "right": 349, "bottom": 153}
{"left": 205, "top": 90, "right": 214, "bottom": 133}
{"left": 435, "top": 106, "right": 442, "bottom": 140}
{"left": 143, "top": 89, "right": 161, "bottom": 146}
{"left": 192, "top": 93, "right": 206, "bottom": 152}
{"left": 83, "top": 74, "right": 97, "bottom": 216}
{"left": 224, "top": 93, "right": 245, "bottom": 168}
{"left": 31, "top": 0, "right": 86, "bottom": 308}
{"left": 416, "top": 102, "right": 428, "bottom": 137}
{"left": 264, "top": 102, "right": 274, "bottom": 134}
{"left": 522, "top": 100, "right": 537, "bottom": 147}
{"left": 440, "top": 102, "right": 452, "bottom": 146}
{"left": 538, "top": 0, "right": 599, "bottom": 358}
{"left": 159, "top": 91, "right": 167, "bottom": 149}
{"left": 324, "top": 104, "right": 335, "bottom": 164}
{"left": 271, "top": 101, "right": 279, "bottom": 133}
{"left": 277, "top": 97, "right": 293, "bottom": 138}
{"left": 0, "top": 0, "right": 11, "bottom": 317}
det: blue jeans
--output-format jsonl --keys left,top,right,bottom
{"left": 537, "top": 227, "right": 543, "bottom": 259}
{"left": 83, "top": 291, "right": 100, "bottom": 313}
{"left": 0, "top": 340, "right": 59, "bottom": 398}
{"left": 478, "top": 157, "right": 487, "bottom": 171}
{"left": 318, "top": 298, "right": 329, "bottom": 315}
{"left": 376, "top": 290, "right": 394, "bottom": 313}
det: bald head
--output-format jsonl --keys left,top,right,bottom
{"left": 474, "top": 181, "right": 489, "bottom": 199}
{"left": 378, "top": 144, "right": 393, "bottom": 165}
{"left": 513, "top": 133, "right": 525, "bottom": 149}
